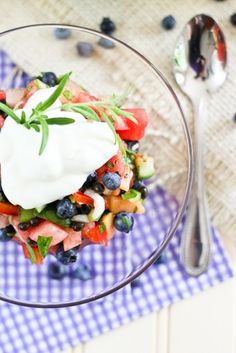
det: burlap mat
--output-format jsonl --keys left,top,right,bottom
{"left": 0, "top": 0, "right": 235, "bottom": 253}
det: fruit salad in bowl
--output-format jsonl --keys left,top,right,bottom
{"left": 0, "top": 71, "right": 154, "bottom": 265}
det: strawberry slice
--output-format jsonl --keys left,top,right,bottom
{"left": 72, "top": 192, "right": 94, "bottom": 205}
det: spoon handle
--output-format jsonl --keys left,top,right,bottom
{"left": 180, "top": 96, "right": 212, "bottom": 276}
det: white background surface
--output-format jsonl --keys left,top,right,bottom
{"left": 61, "top": 244, "right": 236, "bottom": 353}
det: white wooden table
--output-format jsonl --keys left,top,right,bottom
{"left": 62, "top": 238, "right": 236, "bottom": 353}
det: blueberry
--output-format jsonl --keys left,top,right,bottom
{"left": 100, "top": 17, "right": 116, "bottom": 35}
{"left": 48, "top": 261, "right": 66, "bottom": 279}
{"left": 71, "top": 221, "right": 85, "bottom": 231}
{"left": 41, "top": 72, "right": 58, "bottom": 87}
{"left": 161, "top": 15, "right": 176, "bottom": 30}
{"left": 233, "top": 113, "right": 236, "bottom": 123}
{"left": 56, "top": 245, "right": 78, "bottom": 265}
{"left": 140, "top": 186, "right": 148, "bottom": 199}
{"left": 56, "top": 198, "right": 77, "bottom": 219}
{"left": 103, "top": 172, "right": 121, "bottom": 190}
{"left": 98, "top": 37, "right": 115, "bottom": 49}
{"left": 114, "top": 212, "right": 134, "bottom": 233}
{"left": 82, "top": 172, "right": 97, "bottom": 189}
{"left": 76, "top": 42, "right": 94, "bottom": 57}
{"left": 131, "top": 279, "right": 141, "bottom": 289}
{"left": 92, "top": 182, "right": 105, "bottom": 194}
{"left": 54, "top": 28, "right": 71, "bottom": 39}
{"left": 0, "top": 225, "right": 15, "bottom": 242}
{"left": 29, "top": 217, "right": 40, "bottom": 227}
{"left": 18, "top": 222, "right": 30, "bottom": 231}
{"left": 71, "top": 263, "right": 93, "bottom": 280}
{"left": 230, "top": 13, "right": 236, "bottom": 26}
{"left": 153, "top": 252, "right": 167, "bottom": 265}
{"left": 77, "top": 204, "right": 92, "bottom": 215}
{"left": 133, "top": 181, "right": 148, "bottom": 199}
{"left": 133, "top": 180, "right": 144, "bottom": 190}
{"left": 125, "top": 140, "right": 140, "bottom": 152}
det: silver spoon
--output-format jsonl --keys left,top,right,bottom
{"left": 173, "top": 14, "right": 227, "bottom": 276}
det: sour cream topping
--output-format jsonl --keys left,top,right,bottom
{"left": 0, "top": 87, "right": 118, "bottom": 209}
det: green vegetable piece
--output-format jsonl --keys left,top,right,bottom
{"left": 121, "top": 189, "right": 141, "bottom": 202}
{"left": 135, "top": 155, "right": 155, "bottom": 180}
{"left": 26, "top": 242, "right": 36, "bottom": 264}
{"left": 38, "top": 115, "right": 49, "bottom": 155}
{"left": 20, "top": 208, "right": 37, "bottom": 223}
{"left": 37, "top": 72, "right": 71, "bottom": 112}
{"left": 39, "top": 205, "right": 71, "bottom": 227}
{"left": 99, "top": 223, "right": 106, "bottom": 233}
{"left": 37, "top": 235, "right": 53, "bottom": 258}
{"left": 0, "top": 102, "right": 21, "bottom": 124}
{"left": 36, "top": 205, "right": 46, "bottom": 213}
{"left": 63, "top": 90, "right": 73, "bottom": 101}
{"left": 45, "top": 117, "right": 75, "bottom": 125}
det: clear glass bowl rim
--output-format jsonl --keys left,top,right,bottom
{"left": 0, "top": 23, "right": 193, "bottom": 308}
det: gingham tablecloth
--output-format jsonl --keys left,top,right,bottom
{"left": 0, "top": 50, "right": 234, "bottom": 353}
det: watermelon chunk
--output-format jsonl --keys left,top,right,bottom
{"left": 28, "top": 221, "right": 68, "bottom": 246}
{"left": 63, "top": 229, "right": 82, "bottom": 251}
{"left": 0, "top": 214, "right": 9, "bottom": 228}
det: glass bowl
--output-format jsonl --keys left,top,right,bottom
{"left": 0, "top": 24, "right": 193, "bottom": 308}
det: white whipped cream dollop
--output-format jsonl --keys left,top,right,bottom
{"left": 0, "top": 87, "right": 118, "bottom": 209}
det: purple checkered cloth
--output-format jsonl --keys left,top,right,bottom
{"left": 0, "top": 50, "right": 234, "bottom": 353}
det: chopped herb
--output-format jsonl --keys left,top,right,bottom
{"left": 20, "top": 208, "right": 37, "bottom": 223}
{"left": 99, "top": 223, "right": 106, "bottom": 233}
{"left": 21, "top": 111, "right": 27, "bottom": 124}
{"left": 121, "top": 189, "right": 141, "bottom": 201}
{"left": 37, "top": 235, "right": 53, "bottom": 258}
{"left": 26, "top": 85, "right": 33, "bottom": 92}
{"left": 36, "top": 72, "right": 71, "bottom": 112}
{"left": 107, "top": 161, "right": 114, "bottom": 169}
{"left": 0, "top": 103, "right": 21, "bottom": 124}
{"left": 45, "top": 117, "right": 75, "bottom": 125}
{"left": 26, "top": 241, "right": 36, "bottom": 264}
{"left": 63, "top": 90, "right": 73, "bottom": 100}
{"left": 121, "top": 216, "right": 130, "bottom": 227}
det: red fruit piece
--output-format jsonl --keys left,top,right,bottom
{"left": 63, "top": 229, "right": 82, "bottom": 251}
{"left": 22, "top": 243, "right": 43, "bottom": 265}
{"left": 72, "top": 192, "right": 94, "bottom": 205}
{"left": 0, "top": 202, "right": 19, "bottom": 216}
{"left": 96, "top": 149, "right": 126, "bottom": 177}
{"left": 28, "top": 221, "right": 68, "bottom": 246}
{"left": 116, "top": 108, "right": 148, "bottom": 141}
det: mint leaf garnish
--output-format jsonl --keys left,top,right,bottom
{"left": 45, "top": 117, "right": 75, "bottom": 125}
{"left": 38, "top": 115, "right": 49, "bottom": 155}
{"left": 0, "top": 103, "right": 21, "bottom": 124}
{"left": 37, "top": 72, "right": 71, "bottom": 112}
{"left": 37, "top": 235, "right": 53, "bottom": 258}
